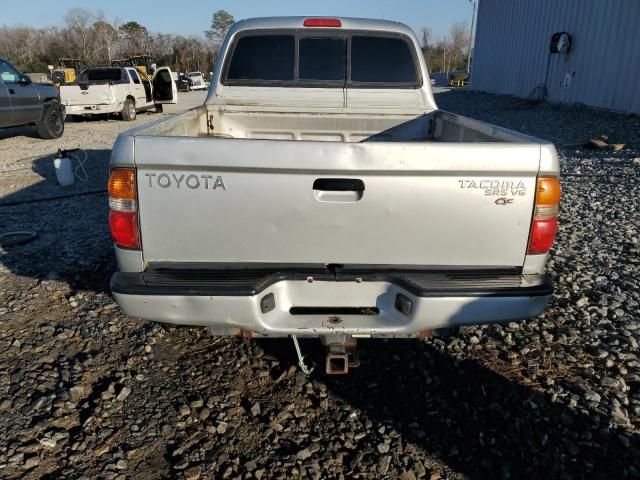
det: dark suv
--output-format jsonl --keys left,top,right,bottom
{"left": 0, "top": 58, "right": 64, "bottom": 139}
{"left": 175, "top": 73, "right": 194, "bottom": 92}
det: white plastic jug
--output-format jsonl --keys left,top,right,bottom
{"left": 54, "top": 156, "right": 75, "bottom": 186}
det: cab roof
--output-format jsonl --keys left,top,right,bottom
{"left": 228, "top": 16, "right": 417, "bottom": 38}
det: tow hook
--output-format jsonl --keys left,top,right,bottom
{"left": 326, "top": 343, "right": 349, "bottom": 374}
{"left": 324, "top": 336, "right": 359, "bottom": 375}
{"left": 291, "top": 335, "right": 361, "bottom": 375}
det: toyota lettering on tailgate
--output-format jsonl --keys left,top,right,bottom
{"left": 144, "top": 173, "right": 226, "bottom": 190}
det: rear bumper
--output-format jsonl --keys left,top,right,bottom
{"left": 66, "top": 103, "right": 121, "bottom": 115}
{"left": 111, "top": 269, "right": 552, "bottom": 337}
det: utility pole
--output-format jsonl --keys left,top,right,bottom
{"left": 443, "top": 35, "right": 446, "bottom": 75}
{"left": 467, "top": 0, "right": 477, "bottom": 73}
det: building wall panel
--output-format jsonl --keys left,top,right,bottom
{"left": 471, "top": 0, "right": 640, "bottom": 113}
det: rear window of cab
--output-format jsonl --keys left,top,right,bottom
{"left": 223, "top": 32, "right": 420, "bottom": 87}
{"left": 78, "top": 68, "right": 126, "bottom": 83}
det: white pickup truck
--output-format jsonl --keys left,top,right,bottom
{"left": 108, "top": 17, "right": 561, "bottom": 374}
{"left": 186, "top": 71, "right": 208, "bottom": 90}
{"left": 61, "top": 66, "right": 177, "bottom": 121}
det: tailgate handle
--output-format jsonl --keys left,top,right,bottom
{"left": 313, "top": 178, "right": 365, "bottom": 192}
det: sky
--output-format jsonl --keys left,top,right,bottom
{"left": 1, "top": 0, "right": 475, "bottom": 40}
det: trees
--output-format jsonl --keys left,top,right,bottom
{"left": 420, "top": 28, "right": 432, "bottom": 53}
{"left": 205, "top": 10, "right": 235, "bottom": 42}
{"left": 0, "top": 26, "right": 58, "bottom": 72}
{"left": 170, "top": 35, "right": 215, "bottom": 73}
{"left": 446, "top": 22, "right": 469, "bottom": 72}
{"left": 94, "top": 18, "right": 119, "bottom": 63}
{"left": 149, "top": 33, "right": 174, "bottom": 66}
{"left": 0, "top": 7, "right": 223, "bottom": 76}
{"left": 420, "top": 22, "right": 470, "bottom": 73}
{"left": 0, "top": 9, "right": 121, "bottom": 70}
{"left": 118, "top": 21, "right": 150, "bottom": 56}
{"left": 63, "top": 8, "right": 97, "bottom": 62}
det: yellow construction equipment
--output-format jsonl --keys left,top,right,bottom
{"left": 130, "top": 55, "right": 154, "bottom": 75}
{"left": 52, "top": 58, "right": 82, "bottom": 86}
{"left": 111, "top": 55, "right": 154, "bottom": 75}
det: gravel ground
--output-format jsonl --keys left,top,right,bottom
{"left": 0, "top": 91, "right": 206, "bottom": 203}
{"left": 0, "top": 89, "right": 639, "bottom": 479}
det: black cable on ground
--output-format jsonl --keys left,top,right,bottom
{"left": 448, "top": 51, "right": 554, "bottom": 115}
{"left": 0, "top": 230, "right": 38, "bottom": 247}
{"left": 527, "top": 51, "right": 553, "bottom": 102}
{"left": 0, "top": 188, "right": 107, "bottom": 208}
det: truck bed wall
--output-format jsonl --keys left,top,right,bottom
{"left": 129, "top": 105, "right": 539, "bottom": 144}
{"left": 125, "top": 105, "right": 207, "bottom": 137}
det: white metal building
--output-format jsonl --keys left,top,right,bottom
{"left": 471, "top": 0, "right": 640, "bottom": 114}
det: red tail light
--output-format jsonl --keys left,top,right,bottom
{"left": 303, "top": 18, "right": 342, "bottom": 27}
{"left": 528, "top": 217, "right": 558, "bottom": 254}
{"left": 527, "top": 176, "right": 561, "bottom": 254}
{"left": 108, "top": 168, "right": 140, "bottom": 249}
{"left": 109, "top": 211, "right": 140, "bottom": 249}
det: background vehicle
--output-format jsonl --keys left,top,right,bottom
{"left": 51, "top": 58, "right": 83, "bottom": 87}
{"left": 0, "top": 58, "right": 64, "bottom": 138}
{"left": 112, "top": 55, "right": 155, "bottom": 76}
{"left": 186, "top": 71, "right": 207, "bottom": 90}
{"left": 175, "top": 73, "right": 193, "bottom": 92}
{"left": 25, "top": 73, "right": 51, "bottom": 84}
{"left": 60, "top": 66, "right": 177, "bottom": 121}
{"left": 130, "top": 55, "right": 154, "bottom": 75}
{"left": 109, "top": 17, "right": 560, "bottom": 374}
{"left": 448, "top": 70, "right": 470, "bottom": 87}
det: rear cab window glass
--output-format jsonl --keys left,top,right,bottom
{"left": 227, "top": 35, "right": 295, "bottom": 81}
{"left": 299, "top": 37, "right": 346, "bottom": 81}
{"left": 222, "top": 31, "right": 419, "bottom": 87}
{"left": 351, "top": 36, "right": 418, "bottom": 84}
{"left": 79, "top": 69, "right": 124, "bottom": 83}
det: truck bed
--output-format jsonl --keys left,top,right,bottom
{"left": 111, "top": 104, "right": 553, "bottom": 269}
{"left": 127, "top": 104, "right": 543, "bottom": 144}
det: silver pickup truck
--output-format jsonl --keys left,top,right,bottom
{"left": 108, "top": 17, "right": 561, "bottom": 373}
